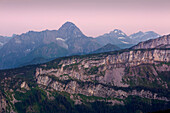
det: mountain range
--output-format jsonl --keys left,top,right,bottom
{"left": 129, "top": 31, "right": 160, "bottom": 44}
{"left": 0, "top": 22, "right": 100, "bottom": 69}
{"left": 0, "top": 22, "right": 161, "bottom": 69}
{"left": 0, "top": 34, "right": 169, "bottom": 113}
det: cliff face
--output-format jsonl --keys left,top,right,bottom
{"left": 0, "top": 48, "right": 170, "bottom": 112}
{"left": 35, "top": 49, "right": 170, "bottom": 100}
{"left": 132, "top": 35, "right": 170, "bottom": 49}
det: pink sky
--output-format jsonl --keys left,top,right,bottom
{"left": 0, "top": 0, "right": 170, "bottom": 37}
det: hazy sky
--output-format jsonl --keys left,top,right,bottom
{"left": 0, "top": 0, "right": 170, "bottom": 37}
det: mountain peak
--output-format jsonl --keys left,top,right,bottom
{"left": 61, "top": 21, "right": 76, "bottom": 27}
{"left": 109, "top": 29, "right": 126, "bottom": 36}
{"left": 113, "top": 29, "right": 123, "bottom": 32}
{"left": 145, "top": 31, "right": 157, "bottom": 34}
{"left": 57, "top": 21, "right": 84, "bottom": 39}
{"left": 137, "top": 31, "right": 144, "bottom": 34}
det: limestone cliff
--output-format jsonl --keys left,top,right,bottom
{"left": 35, "top": 49, "right": 170, "bottom": 101}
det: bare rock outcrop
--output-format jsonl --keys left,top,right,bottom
{"left": 21, "top": 81, "right": 30, "bottom": 90}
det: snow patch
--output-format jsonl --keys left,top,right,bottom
{"left": 156, "top": 35, "right": 160, "bottom": 38}
{"left": 56, "top": 38, "right": 65, "bottom": 41}
{"left": 121, "top": 41, "right": 129, "bottom": 44}
{"left": 114, "top": 30, "right": 118, "bottom": 33}
{"left": 118, "top": 37, "right": 125, "bottom": 39}
{"left": 121, "top": 32, "right": 125, "bottom": 35}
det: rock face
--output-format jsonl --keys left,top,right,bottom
{"left": 57, "top": 22, "right": 101, "bottom": 54}
{"left": 57, "top": 22, "right": 84, "bottom": 40}
{"left": 35, "top": 49, "right": 170, "bottom": 100}
{"left": 21, "top": 81, "right": 30, "bottom": 90}
{"left": 132, "top": 35, "right": 170, "bottom": 49}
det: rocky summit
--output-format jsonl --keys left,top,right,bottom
{"left": 0, "top": 34, "right": 170, "bottom": 113}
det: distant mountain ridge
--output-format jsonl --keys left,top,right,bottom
{"left": 95, "top": 29, "right": 133, "bottom": 48}
{"left": 91, "top": 43, "right": 120, "bottom": 54}
{"left": 0, "top": 22, "right": 101, "bottom": 69}
{"left": 132, "top": 34, "right": 170, "bottom": 49}
{"left": 129, "top": 31, "right": 160, "bottom": 44}
{"left": 0, "top": 21, "right": 162, "bottom": 69}
{"left": 94, "top": 29, "right": 160, "bottom": 49}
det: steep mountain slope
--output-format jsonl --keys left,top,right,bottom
{"left": 57, "top": 21, "right": 85, "bottom": 40}
{"left": 0, "top": 46, "right": 169, "bottom": 112}
{"left": 0, "top": 36, "right": 12, "bottom": 48}
{"left": 91, "top": 43, "right": 120, "bottom": 54}
{"left": 17, "top": 42, "right": 69, "bottom": 67}
{"left": 129, "top": 31, "right": 160, "bottom": 44}
{"left": 95, "top": 29, "right": 133, "bottom": 48}
{"left": 57, "top": 22, "right": 101, "bottom": 55}
{"left": 0, "top": 30, "right": 58, "bottom": 69}
{"left": 132, "top": 34, "right": 170, "bottom": 49}
{"left": 0, "top": 22, "right": 101, "bottom": 69}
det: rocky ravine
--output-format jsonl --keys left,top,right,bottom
{"left": 0, "top": 48, "right": 170, "bottom": 112}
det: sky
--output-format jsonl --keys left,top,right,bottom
{"left": 0, "top": 0, "right": 170, "bottom": 37}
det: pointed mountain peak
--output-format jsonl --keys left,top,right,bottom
{"left": 58, "top": 21, "right": 80, "bottom": 32}
{"left": 60, "top": 21, "right": 76, "bottom": 28}
{"left": 109, "top": 29, "right": 127, "bottom": 36}
{"left": 57, "top": 21, "right": 84, "bottom": 39}
{"left": 137, "top": 31, "right": 144, "bottom": 34}
{"left": 113, "top": 29, "right": 123, "bottom": 33}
